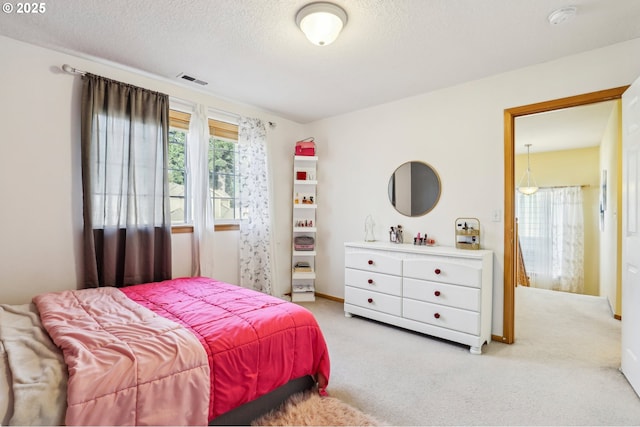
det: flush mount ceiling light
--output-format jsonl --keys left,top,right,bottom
{"left": 296, "top": 2, "right": 347, "bottom": 46}
{"left": 548, "top": 6, "right": 577, "bottom": 25}
{"left": 517, "top": 144, "right": 539, "bottom": 195}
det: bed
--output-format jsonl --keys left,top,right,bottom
{"left": 0, "top": 277, "right": 330, "bottom": 426}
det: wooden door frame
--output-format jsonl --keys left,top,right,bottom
{"left": 502, "top": 86, "right": 629, "bottom": 344}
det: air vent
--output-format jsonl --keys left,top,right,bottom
{"left": 176, "top": 73, "right": 208, "bottom": 86}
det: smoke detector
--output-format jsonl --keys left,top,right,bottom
{"left": 548, "top": 6, "right": 577, "bottom": 25}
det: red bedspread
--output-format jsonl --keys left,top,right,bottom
{"left": 121, "top": 277, "right": 330, "bottom": 421}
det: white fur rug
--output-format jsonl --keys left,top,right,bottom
{"left": 252, "top": 390, "right": 382, "bottom": 426}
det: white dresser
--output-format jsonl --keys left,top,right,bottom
{"left": 344, "top": 241, "right": 493, "bottom": 354}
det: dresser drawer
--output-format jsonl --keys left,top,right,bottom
{"left": 345, "top": 251, "right": 402, "bottom": 276}
{"left": 344, "top": 242, "right": 493, "bottom": 354}
{"left": 403, "top": 278, "right": 480, "bottom": 311}
{"left": 403, "top": 258, "right": 482, "bottom": 288}
{"left": 403, "top": 299, "right": 479, "bottom": 335}
{"left": 345, "top": 268, "right": 402, "bottom": 296}
{"left": 345, "top": 286, "right": 402, "bottom": 316}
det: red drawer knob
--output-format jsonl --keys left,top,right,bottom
{"left": 434, "top": 313, "right": 440, "bottom": 319}
{"left": 367, "top": 298, "right": 373, "bottom": 303}
{"left": 368, "top": 279, "right": 373, "bottom": 284}
{"left": 368, "top": 260, "right": 374, "bottom": 265}
{"left": 434, "top": 268, "right": 441, "bottom": 275}
{"left": 434, "top": 291, "right": 441, "bottom": 297}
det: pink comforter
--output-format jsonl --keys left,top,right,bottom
{"left": 33, "top": 287, "right": 210, "bottom": 426}
{"left": 121, "top": 277, "right": 331, "bottom": 421}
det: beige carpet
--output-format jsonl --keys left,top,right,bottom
{"left": 299, "top": 288, "right": 640, "bottom": 425}
{"left": 252, "top": 390, "right": 383, "bottom": 426}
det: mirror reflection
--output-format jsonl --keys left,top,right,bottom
{"left": 388, "top": 161, "right": 441, "bottom": 216}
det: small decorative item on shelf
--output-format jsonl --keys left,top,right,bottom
{"left": 455, "top": 217, "right": 480, "bottom": 250}
{"left": 389, "top": 225, "right": 403, "bottom": 243}
{"left": 296, "top": 171, "right": 307, "bottom": 180}
{"left": 292, "top": 283, "right": 314, "bottom": 292}
{"left": 293, "top": 261, "right": 312, "bottom": 273}
{"left": 295, "top": 137, "right": 316, "bottom": 156}
{"left": 301, "top": 195, "right": 315, "bottom": 204}
{"left": 413, "top": 232, "right": 436, "bottom": 246}
{"left": 294, "top": 235, "right": 315, "bottom": 251}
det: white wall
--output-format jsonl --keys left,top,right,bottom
{"left": 2, "top": 34, "right": 640, "bottom": 337}
{"left": 307, "top": 38, "right": 640, "bottom": 336}
{"left": 0, "top": 35, "right": 304, "bottom": 304}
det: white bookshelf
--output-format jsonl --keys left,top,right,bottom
{"left": 291, "top": 155, "right": 318, "bottom": 302}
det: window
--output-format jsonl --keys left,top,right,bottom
{"left": 516, "top": 186, "right": 584, "bottom": 293}
{"left": 168, "top": 110, "right": 189, "bottom": 224}
{"left": 208, "top": 119, "right": 240, "bottom": 222}
{"left": 167, "top": 109, "right": 240, "bottom": 227}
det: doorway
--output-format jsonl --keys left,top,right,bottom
{"left": 502, "top": 86, "right": 629, "bottom": 344}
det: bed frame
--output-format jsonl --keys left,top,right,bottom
{"left": 209, "top": 375, "right": 315, "bottom": 425}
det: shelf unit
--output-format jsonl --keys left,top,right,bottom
{"left": 291, "top": 155, "right": 318, "bottom": 302}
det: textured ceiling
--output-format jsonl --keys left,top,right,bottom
{"left": 1, "top": 0, "right": 639, "bottom": 127}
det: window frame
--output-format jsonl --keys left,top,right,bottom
{"left": 208, "top": 118, "right": 240, "bottom": 226}
{"left": 168, "top": 109, "right": 190, "bottom": 227}
{"left": 167, "top": 107, "right": 241, "bottom": 233}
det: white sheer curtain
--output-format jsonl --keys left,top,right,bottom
{"left": 188, "top": 104, "right": 216, "bottom": 277}
{"left": 238, "top": 117, "right": 274, "bottom": 294}
{"left": 516, "top": 186, "right": 584, "bottom": 293}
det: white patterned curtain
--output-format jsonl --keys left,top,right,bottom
{"left": 238, "top": 118, "right": 274, "bottom": 294}
{"left": 188, "top": 104, "right": 215, "bottom": 277}
{"left": 516, "top": 186, "right": 584, "bottom": 293}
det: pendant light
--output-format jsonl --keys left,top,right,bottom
{"left": 296, "top": 2, "right": 348, "bottom": 46}
{"left": 518, "top": 144, "right": 539, "bottom": 195}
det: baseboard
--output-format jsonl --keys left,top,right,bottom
{"left": 315, "top": 292, "right": 344, "bottom": 303}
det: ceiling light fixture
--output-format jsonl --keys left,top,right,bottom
{"left": 518, "top": 144, "right": 539, "bottom": 195}
{"left": 547, "top": 6, "right": 577, "bottom": 25}
{"left": 296, "top": 2, "right": 347, "bottom": 46}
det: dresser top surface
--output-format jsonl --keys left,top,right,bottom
{"left": 344, "top": 241, "right": 492, "bottom": 259}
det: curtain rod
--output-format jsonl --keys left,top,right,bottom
{"left": 68, "top": 65, "right": 277, "bottom": 128}
{"left": 61, "top": 64, "right": 86, "bottom": 75}
{"left": 537, "top": 184, "right": 591, "bottom": 189}
{"left": 207, "top": 106, "right": 277, "bottom": 128}
{"left": 208, "top": 106, "right": 239, "bottom": 119}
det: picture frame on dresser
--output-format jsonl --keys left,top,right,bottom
{"left": 344, "top": 241, "right": 493, "bottom": 354}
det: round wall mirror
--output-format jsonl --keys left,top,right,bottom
{"left": 388, "top": 161, "right": 441, "bottom": 216}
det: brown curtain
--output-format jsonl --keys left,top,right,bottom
{"left": 81, "top": 74, "right": 172, "bottom": 287}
